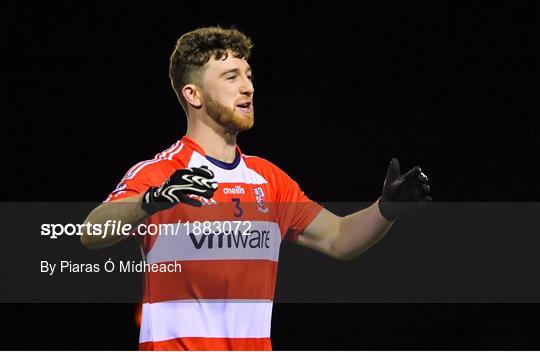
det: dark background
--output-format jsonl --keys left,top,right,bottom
{"left": 3, "top": 1, "right": 540, "bottom": 350}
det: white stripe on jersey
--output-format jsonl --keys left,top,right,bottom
{"left": 124, "top": 142, "right": 179, "bottom": 177}
{"left": 125, "top": 142, "right": 184, "bottom": 180}
{"left": 167, "top": 142, "right": 183, "bottom": 160}
{"left": 139, "top": 300, "right": 273, "bottom": 342}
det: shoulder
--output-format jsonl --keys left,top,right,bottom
{"left": 241, "top": 153, "right": 296, "bottom": 187}
{"left": 122, "top": 140, "right": 193, "bottom": 185}
{"left": 243, "top": 154, "right": 284, "bottom": 175}
{"left": 105, "top": 139, "right": 195, "bottom": 202}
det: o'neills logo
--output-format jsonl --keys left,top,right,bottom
{"left": 223, "top": 186, "right": 245, "bottom": 195}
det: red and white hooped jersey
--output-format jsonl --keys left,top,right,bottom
{"left": 105, "top": 136, "right": 322, "bottom": 351}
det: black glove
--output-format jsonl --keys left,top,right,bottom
{"left": 141, "top": 167, "right": 218, "bottom": 215}
{"left": 377, "top": 158, "right": 432, "bottom": 221}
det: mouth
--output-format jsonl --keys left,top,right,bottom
{"left": 235, "top": 101, "right": 253, "bottom": 114}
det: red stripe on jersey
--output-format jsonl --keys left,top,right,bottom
{"left": 143, "top": 260, "right": 277, "bottom": 303}
{"left": 139, "top": 336, "right": 272, "bottom": 351}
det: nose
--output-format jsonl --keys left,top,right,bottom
{"left": 239, "top": 76, "right": 254, "bottom": 96}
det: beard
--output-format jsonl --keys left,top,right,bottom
{"left": 204, "top": 94, "right": 254, "bottom": 133}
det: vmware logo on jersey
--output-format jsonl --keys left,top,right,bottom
{"left": 189, "top": 230, "right": 271, "bottom": 250}
{"left": 222, "top": 186, "right": 245, "bottom": 195}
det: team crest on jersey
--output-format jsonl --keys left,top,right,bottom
{"left": 253, "top": 187, "right": 268, "bottom": 213}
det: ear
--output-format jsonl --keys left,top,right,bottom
{"left": 181, "top": 84, "right": 202, "bottom": 108}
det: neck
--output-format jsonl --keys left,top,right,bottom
{"left": 185, "top": 113, "right": 238, "bottom": 163}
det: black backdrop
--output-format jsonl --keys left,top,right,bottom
{"left": 3, "top": 1, "right": 540, "bottom": 350}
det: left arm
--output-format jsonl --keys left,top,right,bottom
{"left": 296, "top": 158, "right": 431, "bottom": 260}
{"left": 297, "top": 200, "right": 392, "bottom": 260}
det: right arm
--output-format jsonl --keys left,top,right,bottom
{"left": 81, "top": 194, "right": 149, "bottom": 249}
{"left": 80, "top": 166, "right": 219, "bottom": 249}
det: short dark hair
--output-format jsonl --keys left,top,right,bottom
{"left": 169, "top": 26, "right": 253, "bottom": 112}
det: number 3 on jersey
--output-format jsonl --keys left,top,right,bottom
{"left": 232, "top": 198, "right": 243, "bottom": 218}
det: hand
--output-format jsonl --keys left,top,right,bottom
{"left": 377, "top": 158, "right": 432, "bottom": 221}
{"left": 141, "top": 167, "right": 218, "bottom": 215}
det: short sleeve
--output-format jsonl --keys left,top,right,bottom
{"left": 103, "top": 160, "right": 176, "bottom": 203}
{"left": 104, "top": 178, "right": 150, "bottom": 203}
{"left": 275, "top": 170, "right": 322, "bottom": 242}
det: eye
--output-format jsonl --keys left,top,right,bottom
{"left": 247, "top": 74, "right": 254, "bottom": 81}
{"left": 226, "top": 75, "right": 237, "bottom": 81}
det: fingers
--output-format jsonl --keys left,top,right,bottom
{"left": 169, "top": 167, "right": 215, "bottom": 182}
{"left": 167, "top": 169, "right": 192, "bottom": 185}
{"left": 166, "top": 184, "right": 216, "bottom": 198}
{"left": 420, "top": 195, "right": 433, "bottom": 202}
{"left": 385, "top": 158, "right": 401, "bottom": 183}
{"left": 404, "top": 166, "right": 422, "bottom": 180}
{"left": 405, "top": 166, "right": 430, "bottom": 186}
{"left": 418, "top": 171, "right": 429, "bottom": 183}
{"left": 168, "top": 185, "right": 212, "bottom": 207}
{"left": 188, "top": 175, "right": 218, "bottom": 190}
{"left": 179, "top": 195, "right": 203, "bottom": 207}
{"left": 405, "top": 165, "right": 431, "bottom": 198}
{"left": 169, "top": 168, "right": 218, "bottom": 190}
{"left": 207, "top": 181, "right": 218, "bottom": 190}
{"left": 190, "top": 167, "right": 218, "bottom": 190}
{"left": 192, "top": 166, "right": 215, "bottom": 179}
{"left": 415, "top": 175, "right": 431, "bottom": 199}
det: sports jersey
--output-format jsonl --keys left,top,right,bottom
{"left": 105, "top": 136, "right": 322, "bottom": 350}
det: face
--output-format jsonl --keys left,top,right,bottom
{"left": 199, "top": 51, "right": 255, "bottom": 133}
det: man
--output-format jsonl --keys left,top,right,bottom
{"left": 82, "top": 26, "right": 431, "bottom": 350}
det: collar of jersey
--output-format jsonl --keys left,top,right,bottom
{"left": 181, "top": 135, "right": 243, "bottom": 170}
{"left": 205, "top": 152, "right": 241, "bottom": 170}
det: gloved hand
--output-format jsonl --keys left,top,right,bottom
{"left": 377, "top": 158, "right": 432, "bottom": 221}
{"left": 141, "top": 166, "right": 218, "bottom": 215}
